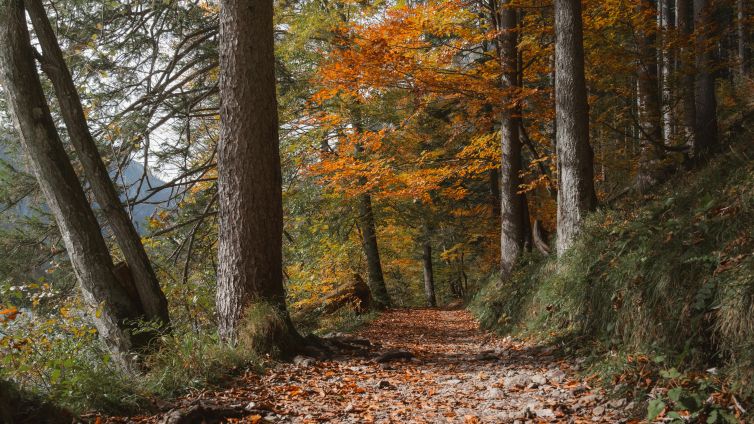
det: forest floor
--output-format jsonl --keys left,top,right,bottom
{"left": 106, "top": 308, "right": 638, "bottom": 423}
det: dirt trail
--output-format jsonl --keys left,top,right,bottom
{"left": 114, "top": 309, "right": 635, "bottom": 423}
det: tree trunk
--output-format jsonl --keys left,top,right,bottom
{"left": 499, "top": 0, "right": 527, "bottom": 277}
{"left": 216, "top": 0, "right": 300, "bottom": 350}
{"left": 738, "top": 0, "right": 749, "bottom": 77}
{"left": 26, "top": 0, "right": 170, "bottom": 329}
{"left": 422, "top": 224, "right": 436, "bottom": 308}
{"left": 292, "top": 274, "right": 371, "bottom": 321}
{"left": 0, "top": 0, "right": 143, "bottom": 364}
{"left": 532, "top": 220, "right": 551, "bottom": 255}
{"left": 554, "top": 0, "right": 598, "bottom": 255}
{"left": 677, "top": 0, "right": 697, "bottom": 150}
{"left": 635, "top": 0, "right": 665, "bottom": 191}
{"left": 659, "top": 0, "right": 675, "bottom": 145}
{"left": 692, "top": 0, "right": 719, "bottom": 158}
{"left": 489, "top": 167, "right": 501, "bottom": 222}
{"left": 348, "top": 107, "right": 391, "bottom": 310}
{"left": 356, "top": 191, "right": 391, "bottom": 309}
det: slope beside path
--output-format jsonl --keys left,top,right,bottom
{"left": 108, "top": 309, "right": 634, "bottom": 423}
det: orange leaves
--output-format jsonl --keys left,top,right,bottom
{"left": 0, "top": 306, "right": 19, "bottom": 321}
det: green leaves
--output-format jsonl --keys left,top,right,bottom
{"left": 647, "top": 398, "right": 666, "bottom": 421}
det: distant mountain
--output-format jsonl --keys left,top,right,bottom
{"left": 0, "top": 138, "right": 173, "bottom": 234}
{"left": 113, "top": 159, "right": 175, "bottom": 232}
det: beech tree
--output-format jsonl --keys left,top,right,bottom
{"left": 553, "top": 0, "right": 597, "bottom": 255}
{"left": 216, "top": 0, "right": 300, "bottom": 349}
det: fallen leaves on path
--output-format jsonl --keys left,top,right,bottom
{"left": 104, "top": 308, "right": 637, "bottom": 423}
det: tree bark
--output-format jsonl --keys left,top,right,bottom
{"left": 692, "top": 0, "right": 719, "bottom": 158}
{"left": 356, "top": 190, "right": 391, "bottom": 309}
{"left": 0, "top": 0, "right": 142, "bottom": 364}
{"left": 738, "top": 0, "right": 749, "bottom": 77}
{"left": 532, "top": 219, "right": 551, "bottom": 255}
{"left": 350, "top": 111, "right": 391, "bottom": 310}
{"left": 422, "top": 224, "right": 436, "bottom": 308}
{"left": 635, "top": 0, "right": 665, "bottom": 191}
{"left": 25, "top": 0, "right": 170, "bottom": 329}
{"left": 659, "top": 0, "right": 675, "bottom": 145}
{"left": 677, "top": 0, "right": 697, "bottom": 150}
{"left": 489, "top": 167, "right": 501, "bottom": 222}
{"left": 216, "top": 0, "right": 299, "bottom": 348}
{"left": 498, "top": 0, "right": 527, "bottom": 277}
{"left": 554, "top": 0, "right": 597, "bottom": 255}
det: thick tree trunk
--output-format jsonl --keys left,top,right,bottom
{"left": 738, "top": 0, "right": 749, "bottom": 77}
{"left": 554, "top": 0, "right": 598, "bottom": 255}
{"left": 216, "top": 0, "right": 299, "bottom": 349}
{"left": 692, "top": 0, "right": 719, "bottom": 158}
{"left": 677, "top": 0, "right": 697, "bottom": 150}
{"left": 422, "top": 224, "right": 436, "bottom": 307}
{"left": 26, "top": 0, "right": 170, "bottom": 329}
{"left": 499, "top": 0, "right": 527, "bottom": 277}
{"left": 635, "top": 0, "right": 665, "bottom": 191}
{"left": 0, "top": 0, "right": 142, "bottom": 364}
{"left": 356, "top": 191, "right": 391, "bottom": 309}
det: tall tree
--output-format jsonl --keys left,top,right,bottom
{"left": 677, "top": 0, "right": 697, "bottom": 149}
{"left": 497, "top": 0, "right": 528, "bottom": 277}
{"left": 692, "top": 0, "right": 719, "bottom": 158}
{"left": 635, "top": 0, "right": 665, "bottom": 191}
{"left": 738, "top": 0, "right": 749, "bottom": 77}
{"left": 25, "top": 0, "right": 170, "bottom": 329}
{"left": 554, "top": 0, "right": 597, "bottom": 255}
{"left": 352, "top": 116, "right": 392, "bottom": 309}
{"left": 0, "top": 0, "right": 146, "bottom": 364}
{"left": 658, "top": 0, "right": 674, "bottom": 145}
{"left": 216, "top": 0, "right": 300, "bottom": 348}
{"left": 356, "top": 187, "right": 392, "bottom": 309}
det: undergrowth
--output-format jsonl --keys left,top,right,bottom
{"left": 0, "top": 325, "right": 261, "bottom": 416}
{"left": 471, "top": 141, "right": 754, "bottom": 417}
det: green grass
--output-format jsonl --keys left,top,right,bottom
{"left": 471, "top": 140, "right": 754, "bottom": 397}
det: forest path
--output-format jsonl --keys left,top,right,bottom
{"left": 122, "top": 309, "right": 634, "bottom": 423}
